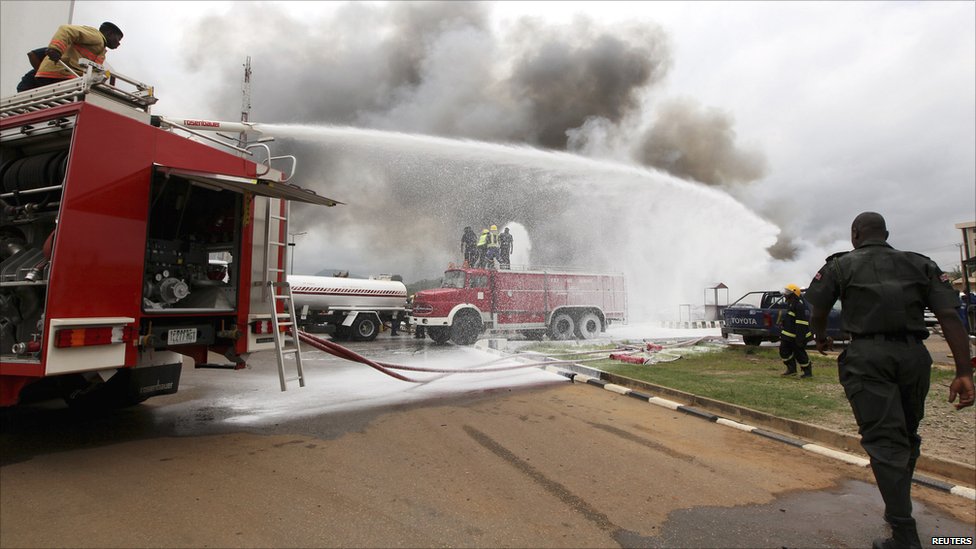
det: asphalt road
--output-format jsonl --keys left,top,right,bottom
{"left": 1, "top": 335, "right": 973, "bottom": 548}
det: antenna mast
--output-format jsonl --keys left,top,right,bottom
{"left": 239, "top": 56, "right": 252, "bottom": 148}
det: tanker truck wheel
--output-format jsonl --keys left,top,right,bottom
{"left": 351, "top": 314, "right": 380, "bottom": 342}
{"left": 548, "top": 313, "right": 575, "bottom": 340}
{"left": 451, "top": 312, "right": 483, "bottom": 346}
{"left": 576, "top": 312, "right": 602, "bottom": 340}
{"left": 427, "top": 326, "right": 451, "bottom": 344}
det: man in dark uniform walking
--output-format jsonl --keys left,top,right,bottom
{"left": 806, "top": 212, "right": 974, "bottom": 549}
{"left": 778, "top": 283, "right": 813, "bottom": 377}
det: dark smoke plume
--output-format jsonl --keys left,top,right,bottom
{"left": 633, "top": 99, "right": 768, "bottom": 186}
{"left": 182, "top": 3, "right": 766, "bottom": 188}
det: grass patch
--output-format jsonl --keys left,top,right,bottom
{"left": 523, "top": 342, "right": 960, "bottom": 427}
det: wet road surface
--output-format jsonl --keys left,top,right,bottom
{"left": 2, "top": 334, "right": 974, "bottom": 548}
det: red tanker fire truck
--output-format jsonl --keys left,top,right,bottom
{"left": 409, "top": 266, "right": 627, "bottom": 345}
{"left": 0, "top": 64, "right": 338, "bottom": 407}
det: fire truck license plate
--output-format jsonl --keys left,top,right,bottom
{"left": 167, "top": 328, "right": 197, "bottom": 345}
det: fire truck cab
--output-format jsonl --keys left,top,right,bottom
{"left": 0, "top": 64, "right": 337, "bottom": 407}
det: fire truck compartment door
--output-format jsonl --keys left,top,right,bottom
{"left": 155, "top": 166, "right": 341, "bottom": 206}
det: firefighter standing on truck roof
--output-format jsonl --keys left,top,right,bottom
{"left": 461, "top": 226, "right": 478, "bottom": 267}
{"left": 475, "top": 229, "right": 488, "bottom": 268}
{"left": 499, "top": 227, "right": 513, "bottom": 270}
{"left": 779, "top": 284, "right": 812, "bottom": 377}
{"left": 485, "top": 225, "right": 501, "bottom": 269}
{"left": 806, "top": 211, "right": 974, "bottom": 549}
{"left": 17, "top": 22, "right": 123, "bottom": 93}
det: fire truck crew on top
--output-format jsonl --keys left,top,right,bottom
{"left": 17, "top": 22, "right": 123, "bottom": 93}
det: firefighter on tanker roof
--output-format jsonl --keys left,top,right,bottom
{"left": 475, "top": 229, "right": 488, "bottom": 268}
{"left": 485, "top": 225, "right": 501, "bottom": 269}
{"left": 461, "top": 226, "right": 478, "bottom": 267}
{"left": 17, "top": 21, "right": 124, "bottom": 93}
{"left": 779, "top": 283, "right": 813, "bottom": 378}
{"left": 499, "top": 227, "right": 513, "bottom": 269}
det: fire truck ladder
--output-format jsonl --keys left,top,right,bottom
{"left": 268, "top": 281, "right": 306, "bottom": 391}
{"left": 264, "top": 199, "right": 305, "bottom": 391}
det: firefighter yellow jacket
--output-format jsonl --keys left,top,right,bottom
{"left": 35, "top": 25, "right": 108, "bottom": 80}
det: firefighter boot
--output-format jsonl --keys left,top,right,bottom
{"left": 800, "top": 365, "right": 813, "bottom": 378}
{"left": 872, "top": 517, "right": 921, "bottom": 549}
{"left": 781, "top": 361, "right": 797, "bottom": 376}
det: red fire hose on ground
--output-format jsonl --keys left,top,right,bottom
{"left": 296, "top": 331, "right": 625, "bottom": 382}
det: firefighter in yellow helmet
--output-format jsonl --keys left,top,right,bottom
{"left": 779, "top": 283, "right": 813, "bottom": 377}
{"left": 485, "top": 225, "right": 501, "bottom": 269}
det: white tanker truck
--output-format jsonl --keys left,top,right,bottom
{"left": 287, "top": 274, "right": 408, "bottom": 341}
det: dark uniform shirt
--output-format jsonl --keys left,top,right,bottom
{"left": 805, "top": 239, "right": 960, "bottom": 337}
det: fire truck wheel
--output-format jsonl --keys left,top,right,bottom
{"left": 351, "top": 315, "right": 380, "bottom": 341}
{"left": 427, "top": 326, "right": 451, "bottom": 344}
{"left": 451, "top": 313, "right": 483, "bottom": 346}
{"left": 576, "top": 312, "right": 602, "bottom": 340}
{"left": 549, "top": 313, "right": 576, "bottom": 340}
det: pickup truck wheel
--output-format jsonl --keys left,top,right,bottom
{"left": 451, "top": 313, "right": 483, "bottom": 345}
{"left": 427, "top": 326, "right": 451, "bottom": 344}
{"left": 549, "top": 313, "right": 575, "bottom": 340}
{"left": 351, "top": 315, "right": 380, "bottom": 342}
{"left": 576, "top": 312, "right": 602, "bottom": 340}
{"left": 742, "top": 335, "right": 763, "bottom": 346}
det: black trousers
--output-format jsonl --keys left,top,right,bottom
{"left": 778, "top": 338, "right": 809, "bottom": 370}
{"left": 838, "top": 338, "right": 931, "bottom": 522}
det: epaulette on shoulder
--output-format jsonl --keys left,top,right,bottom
{"left": 906, "top": 251, "right": 933, "bottom": 261}
{"left": 825, "top": 251, "right": 848, "bottom": 262}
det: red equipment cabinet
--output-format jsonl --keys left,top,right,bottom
{"left": 0, "top": 72, "right": 337, "bottom": 407}
{"left": 409, "top": 267, "right": 627, "bottom": 345}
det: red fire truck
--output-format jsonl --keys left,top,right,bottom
{"left": 409, "top": 266, "right": 627, "bottom": 345}
{"left": 0, "top": 65, "right": 337, "bottom": 407}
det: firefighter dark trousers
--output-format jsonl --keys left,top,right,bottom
{"left": 838, "top": 338, "right": 931, "bottom": 523}
{"left": 779, "top": 339, "right": 809, "bottom": 373}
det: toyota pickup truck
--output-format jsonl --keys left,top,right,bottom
{"left": 721, "top": 290, "right": 847, "bottom": 346}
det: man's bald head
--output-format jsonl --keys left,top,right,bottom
{"left": 851, "top": 211, "right": 889, "bottom": 248}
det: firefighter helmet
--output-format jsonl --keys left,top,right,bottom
{"left": 490, "top": 225, "right": 497, "bottom": 231}
{"left": 783, "top": 284, "right": 802, "bottom": 297}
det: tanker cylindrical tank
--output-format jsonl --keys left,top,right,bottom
{"left": 287, "top": 275, "right": 407, "bottom": 311}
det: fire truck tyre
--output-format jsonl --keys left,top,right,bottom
{"left": 742, "top": 335, "right": 763, "bottom": 346}
{"left": 451, "top": 313, "right": 483, "bottom": 346}
{"left": 576, "top": 312, "right": 602, "bottom": 340}
{"left": 351, "top": 315, "right": 380, "bottom": 342}
{"left": 427, "top": 326, "right": 452, "bottom": 344}
{"left": 549, "top": 313, "right": 576, "bottom": 340}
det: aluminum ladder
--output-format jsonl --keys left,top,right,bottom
{"left": 268, "top": 281, "right": 306, "bottom": 391}
{"left": 264, "top": 199, "right": 305, "bottom": 391}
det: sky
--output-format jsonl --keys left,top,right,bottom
{"left": 2, "top": 1, "right": 974, "bottom": 319}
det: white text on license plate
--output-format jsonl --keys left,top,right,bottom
{"left": 167, "top": 328, "right": 197, "bottom": 345}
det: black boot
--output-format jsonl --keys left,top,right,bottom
{"left": 800, "top": 365, "right": 812, "bottom": 378}
{"left": 873, "top": 518, "right": 921, "bottom": 549}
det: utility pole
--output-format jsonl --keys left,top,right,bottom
{"left": 289, "top": 231, "right": 307, "bottom": 275}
